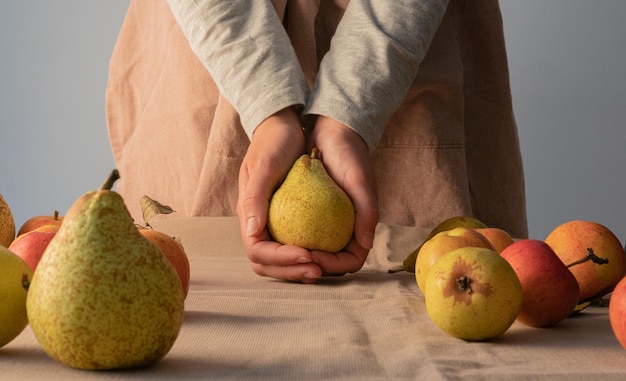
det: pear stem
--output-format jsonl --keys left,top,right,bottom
{"left": 100, "top": 169, "right": 121, "bottom": 191}
{"left": 311, "top": 147, "right": 320, "bottom": 160}
{"left": 566, "top": 247, "right": 609, "bottom": 268}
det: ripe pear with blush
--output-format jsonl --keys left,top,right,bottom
{"left": 415, "top": 227, "right": 494, "bottom": 293}
{"left": 424, "top": 247, "right": 522, "bottom": 341}
{"left": 545, "top": 220, "right": 626, "bottom": 303}
{"left": 9, "top": 224, "right": 59, "bottom": 272}
{"left": 500, "top": 239, "right": 579, "bottom": 327}
{"left": 400, "top": 215, "right": 486, "bottom": 273}
{"left": 474, "top": 227, "right": 514, "bottom": 253}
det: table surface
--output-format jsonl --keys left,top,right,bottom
{"left": 2, "top": 217, "right": 625, "bottom": 380}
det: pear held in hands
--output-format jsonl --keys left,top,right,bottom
{"left": 268, "top": 148, "right": 355, "bottom": 253}
{"left": 26, "top": 170, "right": 185, "bottom": 370}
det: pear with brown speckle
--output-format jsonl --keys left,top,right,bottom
{"left": 26, "top": 170, "right": 184, "bottom": 370}
{"left": 268, "top": 148, "right": 355, "bottom": 253}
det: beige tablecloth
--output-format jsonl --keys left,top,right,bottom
{"left": 2, "top": 217, "right": 625, "bottom": 380}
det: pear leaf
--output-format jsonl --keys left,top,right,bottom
{"left": 140, "top": 195, "right": 176, "bottom": 227}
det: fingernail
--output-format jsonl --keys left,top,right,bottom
{"left": 361, "top": 231, "right": 375, "bottom": 250}
{"left": 297, "top": 257, "right": 311, "bottom": 264}
{"left": 245, "top": 217, "right": 259, "bottom": 237}
{"left": 303, "top": 272, "right": 320, "bottom": 280}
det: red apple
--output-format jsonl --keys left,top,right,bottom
{"left": 545, "top": 220, "right": 626, "bottom": 303}
{"left": 609, "top": 276, "right": 626, "bottom": 349}
{"left": 501, "top": 239, "right": 580, "bottom": 327}
{"left": 17, "top": 210, "right": 64, "bottom": 237}
{"left": 9, "top": 224, "right": 59, "bottom": 272}
{"left": 139, "top": 229, "right": 191, "bottom": 298}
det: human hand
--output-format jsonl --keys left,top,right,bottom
{"left": 237, "top": 107, "right": 324, "bottom": 283}
{"left": 307, "top": 116, "right": 379, "bottom": 276}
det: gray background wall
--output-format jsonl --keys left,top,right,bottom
{"left": 1, "top": 1, "right": 624, "bottom": 241}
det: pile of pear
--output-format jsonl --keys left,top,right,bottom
{"left": 26, "top": 170, "right": 185, "bottom": 370}
{"left": 404, "top": 215, "right": 626, "bottom": 341}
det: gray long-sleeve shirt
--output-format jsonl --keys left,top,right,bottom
{"left": 166, "top": 0, "right": 448, "bottom": 151}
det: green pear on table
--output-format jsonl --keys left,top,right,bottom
{"left": 26, "top": 170, "right": 184, "bottom": 370}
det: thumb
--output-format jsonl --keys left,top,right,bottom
{"left": 237, "top": 157, "right": 277, "bottom": 238}
{"left": 354, "top": 201, "right": 378, "bottom": 250}
{"left": 239, "top": 172, "right": 273, "bottom": 238}
{"left": 345, "top": 177, "right": 378, "bottom": 250}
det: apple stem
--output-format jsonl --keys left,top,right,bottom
{"left": 566, "top": 248, "right": 609, "bottom": 268}
{"left": 54, "top": 210, "right": 59, "bottom": 220}
{"left": 456, "top": 276, "right": 473, "bottom": 294}
{"left": 100, "top": 169, "right": 121, "bottom": 191}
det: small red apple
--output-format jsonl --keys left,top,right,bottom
{"left": 545, "top": 220, "right": 626, "bottom": 303}
{"left": 610, "top": 276, "right": 626, "bottom": 349}
{"left": 501, "top": 239, "right": 580, "bottom": 327}
{"left": 9, "top": 224, "right": 59, "bottom": 272}
{"left": 17, "top": 210, "right": 64, "bottom": 237}
{"left": 139, "top": 229, "right": 191, "bottom": 298}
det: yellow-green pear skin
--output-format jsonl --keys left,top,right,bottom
{"left": 26, "top": 170, "right": 184, "bottom": 370}
{"left": 268, "top": 148, "right": 355, "bottom": 253}
{"left": 399, "top": 216, "right": 487, "bottom": 273}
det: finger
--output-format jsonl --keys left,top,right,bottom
{"left": 238, "top": 178, "right": 268, "bottom": 238}
{"left": 246, "top": 240, "right": 313, "bottom": 267}
{"left": 236, "top": 152, "right": 281, "bottom": 238}
{"left": 342, "top": 171, "right": 378, "bottom": 251}
{"left": 246, "top": 240, "right": 322, "bottom": 282}
{"left": 250, "top": 262, "right": 322, "bottom": 284}
{"left": 353, "top": 196, "right": 378, "bottom": 251}
{"left": 311, "top": 239, "right": 369, "bottom": 275}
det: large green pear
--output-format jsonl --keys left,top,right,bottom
{"left": 26, "top": 170, "right": 184, "bottom": 370}
{"left": 268, "top": 148, "right": 355, "bottom": 253}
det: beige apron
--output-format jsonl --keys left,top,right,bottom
{"left": 106, "top": 0, "right": 528, "bottom": 238}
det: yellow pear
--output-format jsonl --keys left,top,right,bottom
{"left": 26, "top": 170, "right": 184, "bottom": 370}
{"left": 414, "top": 227, "right": 494, "bottom": 293}
{"left": 0, "top": 193, "right": 16, "bottom": 247}
{"left": 0, "top": 246, "right": 32, "bottom": 348}
{"left": 396, "top": 215, "right": 486, "bottom": 273}
{"left": 424, "top": 247, "right": 522, "bottom": 341}
{"left": 268, "top": 148, "right": 355, "bottom": 253}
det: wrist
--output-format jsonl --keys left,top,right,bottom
{"left": 255, "top": 107, "right": 305, "bottom": 144}
{"left": 309, "top": 115, "right": 367, "bottom": 152}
